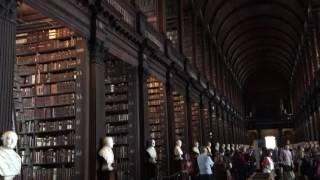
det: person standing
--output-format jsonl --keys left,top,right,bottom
{"left": 181, "top": 153, "right": 194, "bottom": 180}
{"left": 262, "top": 149, "right": 276, "bottom": 180}
{"left": 279, "top": 145, "right": 295, "bottom": 180}
{"left": 197, "top": 147, "right": 214, "bottom": 180}
{"left": 232, "top": 149, "right": 246, "bottom": 180}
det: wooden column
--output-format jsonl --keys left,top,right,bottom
{"left": 231, "top": 114, "right": 235, "bottom": 144}
{"left": 303, "top": 111, "right": 309, "bottom": 141}
{"left": 177, "top": 0, "right": 184, "bottom": 54}
{"left": 312, "top": 100, "right": 319, "bottom": 141}
{"left": 317, "top": 95, "right": 320, "bottom": 141}
{"left": 88, "top": 4, "right": 106, "bottom": 178}
{"left": 166, "top": 67, "right": 175, "bottom": 174}
{"left": 223, "top": 109, "right": 228, "bottom": 143}
{"left": 88, "top": 40, "right": 106, "bottom": 180}
{"left": 220, "top": 107, "right": 226, "bottom": 144}
{"left": 215, "top": 104, "right": 221, "bottom": 143}
{"left": 137, "top": 43, "right": 146, "bottom": 180}
{"left": 313, "top": 9, "right": 320, "bottom": 142}
{"left": 200, "top": 94, "right": 205, "bottom": 144}
{"left": 186, "top": 83, "right": 192, "bottom": 150}
{"left": 209, "top": 100, "right": 215, "bottom": 144}
{"left": 0, "top": 0, "right": 16, "bottom": 133}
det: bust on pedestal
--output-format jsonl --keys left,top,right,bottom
{"left": 214, "top": 142, "right": 220, "bottom": 157}
{"left": 174, "top": 140, "right": 183, "bottom": 160}
{"left": 206, "top": 142, "right": 212, "bottom": 156}
{"left": 145, "top": 139, "right": 157, "bottom": 179}
{"left": 235, "top": 144, "right": 240, "bottom": 151}
{"left": 220, "top": 144, "right": 226, "bottom": 156}
{"left": 226, "top": 144, "right": 231, "bottom": 155}
{"left": 0, "top": 131, "right": 21, "bottom": 180}
{"left": 173, "top": 140, "right": 183, "bottom": 173}
{"left": 192, "top": 141, "right": 200, "bottom": 157}
{"left": 226, "top": 144, "right": 230, "bottom": 151}
{"left": 98, "top": 137, "right": 115, "bottom": 180}
{"left": 231, "top": 144, "right": 235, "bottom": 154}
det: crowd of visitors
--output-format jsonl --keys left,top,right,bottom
{"left": 174, "top": 141, "right": 320, "bottom": 180}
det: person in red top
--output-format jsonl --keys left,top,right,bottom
{"left": 232, "top": 149, "right": 247, "bottom": 180}
{"left": 181, "top": 153, "right": 194, "bottom": 180}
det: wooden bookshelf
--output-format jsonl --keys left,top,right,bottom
{"left": 202, "top": 105, "right": 210, "bottom": 144}
{"left": 172, "top": 91, "right": 187, "bottom": 148}
{"left": 146, "top": 76, "right": 168, "bottom": 175}
{"left": 191, "top": 102, "right": 201, "bottom": 144}
{"left": 15, "top": 26, "right": 84, "bottom": 180}
{"left": 211, "top": 107, "right": 218, "bottom": 143}
{"left": 105, "top": 59, "right": 138, "bottom": 180}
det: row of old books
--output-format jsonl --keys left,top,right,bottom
{"left": 21, "top": 167, "right": 75, "bottom": 180}
{"left": 20, "top": 72, "right": 76, "bottom": 85}
{"left": 17, "top": 104, "right": 75, "bottom": 121}
{"left": 19, "top": 133, "right": 75, "bottom": 148}
{"left": 18, "top": 119, "right": 74, "bottom": 133}
{"left": 20, "top": 81, "right": 75, "bottom": 97}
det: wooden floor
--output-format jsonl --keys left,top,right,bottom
{"left": 248, "top": 173, "right": 272, "bottom": 180}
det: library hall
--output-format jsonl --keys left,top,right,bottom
{"left": 0, "top": 0, "right": 320, "bottom": 180}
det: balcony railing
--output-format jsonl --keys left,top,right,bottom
{"left": 103, "top": 0, "right": 136, "bottom": 29}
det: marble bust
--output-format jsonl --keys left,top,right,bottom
{"left": 174, "top": 140, "right": 183, "bottom": 160}
{"left": 215, "top": 142, "right": 220, "bottom": 152}
{"left": 192, "top": 141, "right": 200, "bottom": 155}
{"left": 221, "top": 144, "right": 226, "bottom": 151}
{"left": 146, "top": 139, "right": 157, "bottom": 164}
{"left": 0, "top": 131, "right": 21, "bottom": 180}
{"left": 98, "top": 137, "right": 115, "bottom": 171}
{"left": 206, "top": 142, "right": 212, "bottom": 155}
{"left": 220, "top": 144, "right": 226, "bottom": 156}
{"left": 231, "top": 144, "right": 235, "bottom": 151}
{"left": 235, "top": 144, "right": 240, "bottom": 151}
{"left": 226, "top": 144, "right": 231, "bottom": 151}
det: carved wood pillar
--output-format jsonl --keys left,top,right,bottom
{"left": 186, "top": 83, "right": 192, "bottom": 150}
{"left": 88, "top": 4, "right": 107, "bottom": 179}
{"left": 88, "top": 41, "right": 106, "bottom": 180}
{"left": 0, "top": 0, "right": 16, "bottom": 133}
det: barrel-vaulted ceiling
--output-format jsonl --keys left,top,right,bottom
{"left": 196, "top": 0, "right": 309, "bottom": 85}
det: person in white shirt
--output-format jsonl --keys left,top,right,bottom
{"left": 197, "top": 146, "right": 214, "bottom": 180}
{"left": 262, "top": 149, "right": 275, "bottom": 179}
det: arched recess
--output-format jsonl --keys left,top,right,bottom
{"left": 233, "top": 46, "right": 294, "bottom": 73}
{"left": 222, "top": 21, "right": 299, "bottom": 52}
{"left": 230, "top": 40, "right": 295, "bottom": 66}
{"left": 228, "top": 35, "right": 296, "bottom": 61}
{"left": 240, "top": 63, "right": 290, "bottom": 85}
{"left": 236, "top": 55, "right": 292, "bottom": 79}
{"left": 211, "top": 1, "right": 304, "bottom": 37}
